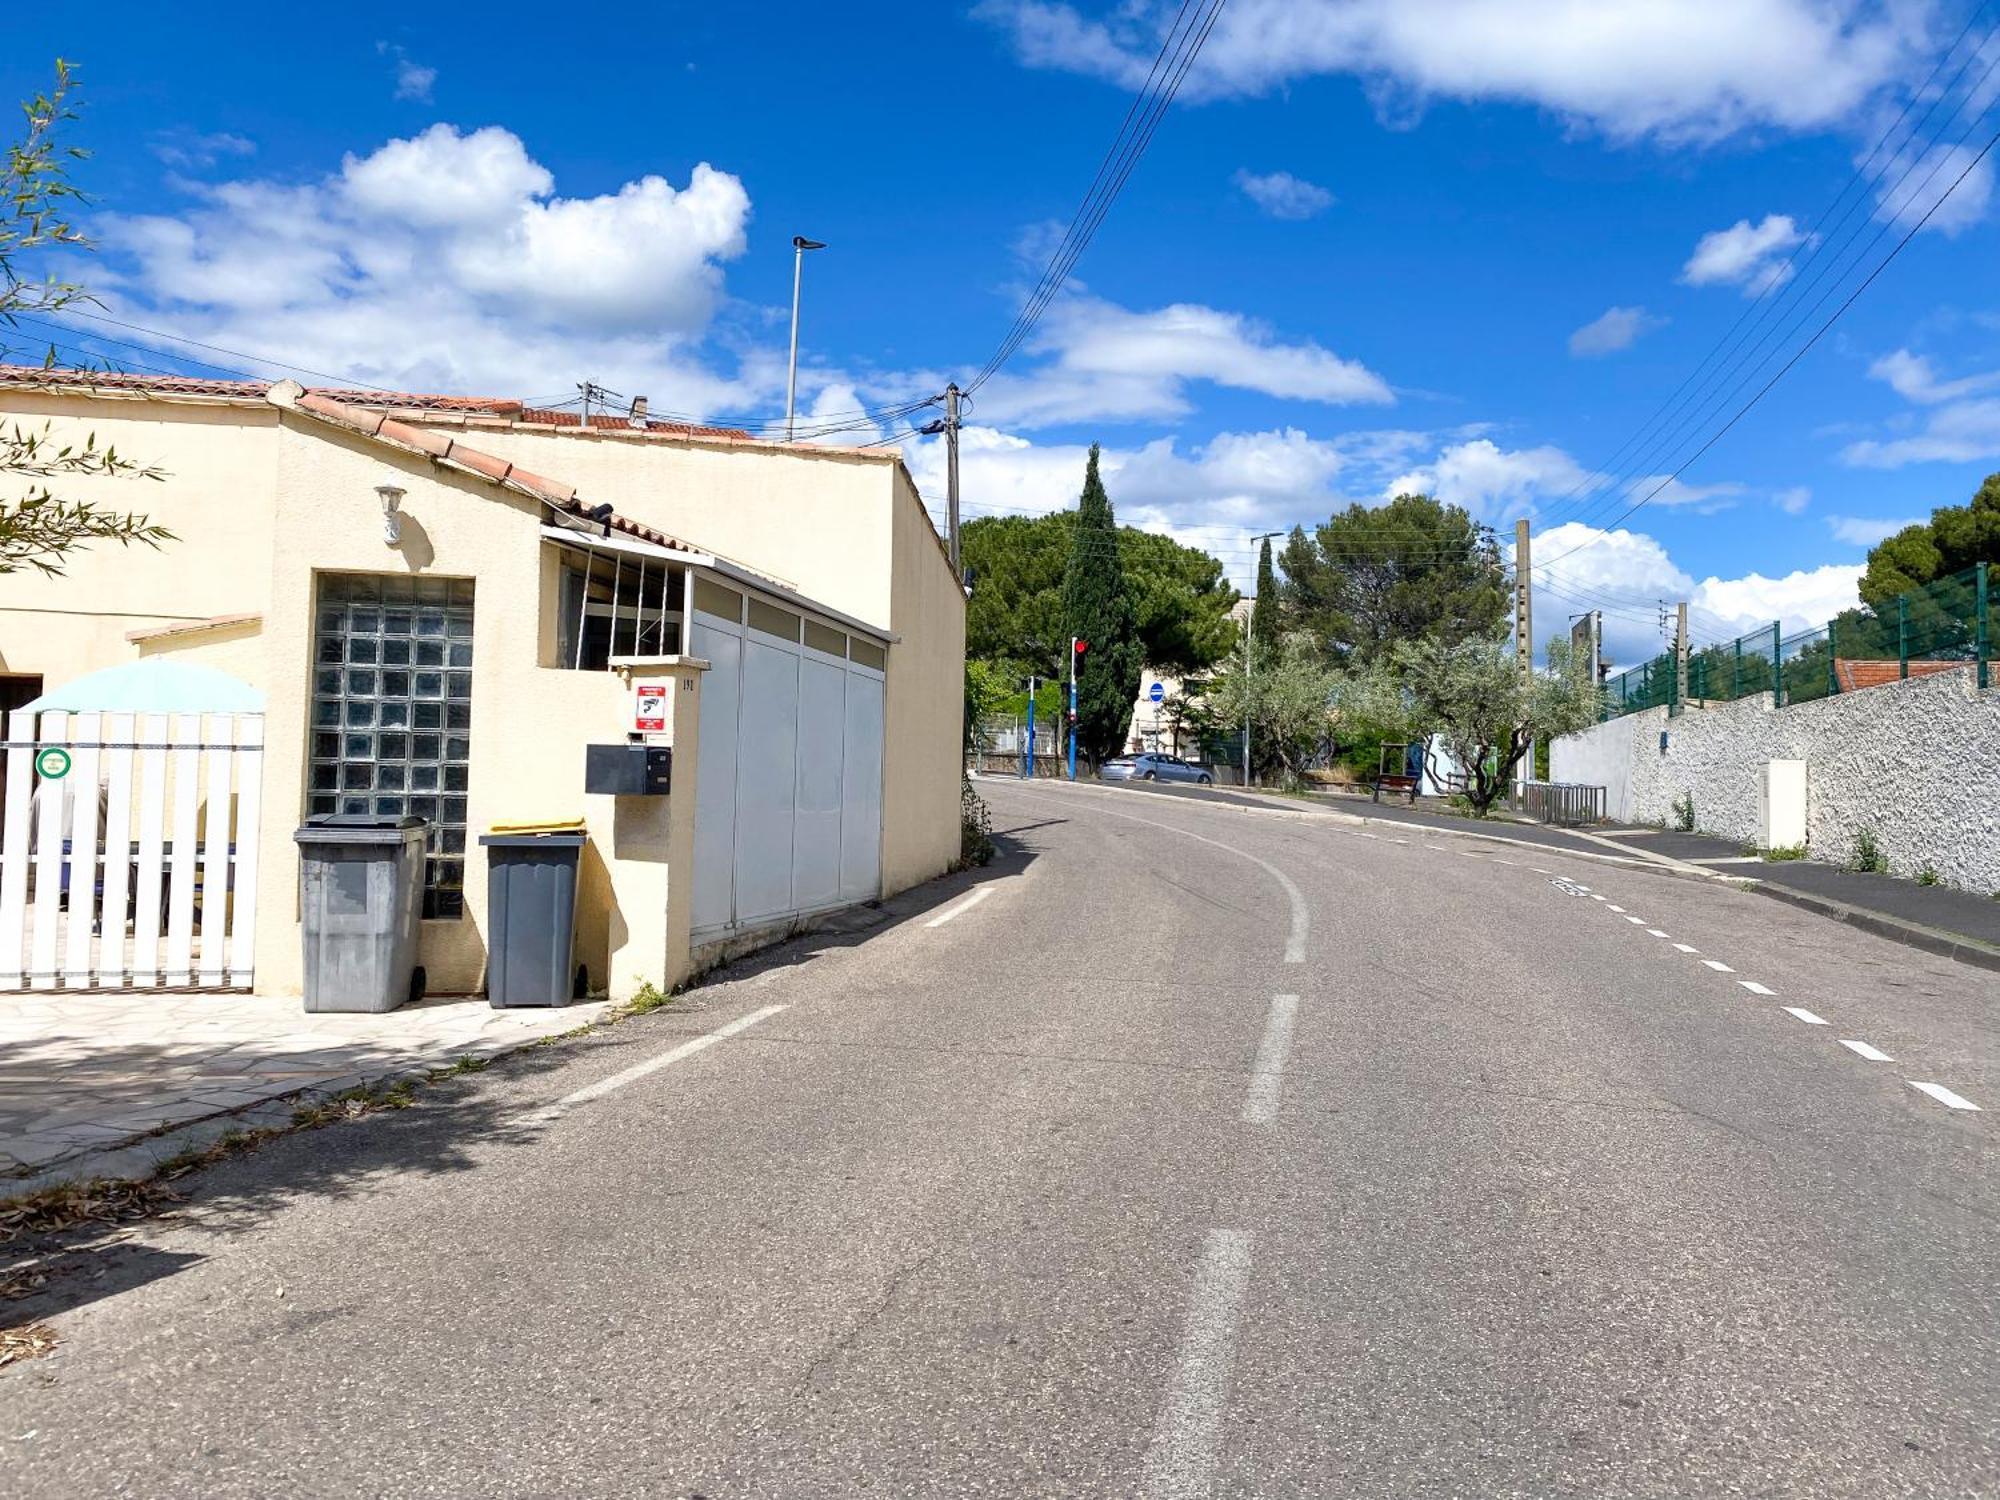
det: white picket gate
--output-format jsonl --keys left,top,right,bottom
{"left": 0, "top": 710, "right": 265, "bottom": 991}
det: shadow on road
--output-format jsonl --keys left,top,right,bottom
{"left": 1, "top": 830, "right": 1049, "bottom": 1331}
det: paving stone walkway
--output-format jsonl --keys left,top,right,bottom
{"left": 0, "top": 989, "right": 611, "bottom": 1186}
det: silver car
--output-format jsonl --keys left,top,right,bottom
{"left": 1100, "top": 752, "right": 1213, "bottom": 785}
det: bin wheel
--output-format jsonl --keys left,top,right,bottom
{"left": 573, "top": 964, "right": 589, "bottom": 1000}
{"left": 409, "top": 965, "right": 428, "bottom": 1007}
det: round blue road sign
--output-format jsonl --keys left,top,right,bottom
{"left": 1148, "top": 682, "right": 1165, "bottom": 703}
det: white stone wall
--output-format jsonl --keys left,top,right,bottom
{"left": 1551, "top": 666, "right": 2000, "bottom": 893}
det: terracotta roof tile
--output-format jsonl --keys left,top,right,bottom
{"left": 1833, "top": 658, "right": 1968, "bottom": 692}
{"left": 0, "top": 362, "right": 524, "bottom": 413}
{"left": 518, "top": 405, "right": 750, "bottom": 440}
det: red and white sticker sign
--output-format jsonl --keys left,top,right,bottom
{"left": 633, "top": 683, "right": 668, "bottom": 734}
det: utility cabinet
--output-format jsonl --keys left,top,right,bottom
{"left": 1758, "top": 759, "right": 1807, "bottom": 850}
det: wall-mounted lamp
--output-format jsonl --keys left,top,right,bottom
{"left": 376, "top": 483, "right": 405, "bottom": 545}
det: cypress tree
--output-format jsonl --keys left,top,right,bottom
{"left": 1251, "top": 535, "right": 1280, "bottom": 656}
{"left": 1060, "top": 445, "right": 1141, "bottom": 764}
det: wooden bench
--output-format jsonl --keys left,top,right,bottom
{"left": 1372, "top": 773, "right": 1419, "bottom": 805}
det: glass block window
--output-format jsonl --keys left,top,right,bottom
{"left": 310, "top": 574, "right": 475, "bottom": 918}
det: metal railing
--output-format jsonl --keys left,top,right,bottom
{"left": 1600, "top": 560, "right": 1992, "bottom": 721}
{"left": 1508, "top": 779, "right": 1606, "bottom": 826}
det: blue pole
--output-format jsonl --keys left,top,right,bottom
{"left": 1067, "top": 675, "right": 1078, "bottom": 780}
{"left": 1023, "top": 679, "right": 1036, "bottom": 779}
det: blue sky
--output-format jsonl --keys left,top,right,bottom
{"left": 10, "top": 1, "right": 2000, "bottom": 668}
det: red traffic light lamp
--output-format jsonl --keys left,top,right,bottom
{"left": 1074, "top": 638, "right": 1088, "bottom": 655}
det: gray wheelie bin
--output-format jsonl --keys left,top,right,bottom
{"left": 479, "top": 829, "right": 586, "bottom": 1006}
{"left": 294, "top": 814, "right": 428, "bottom": 1013}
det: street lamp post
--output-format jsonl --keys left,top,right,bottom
{"left": 784, "top": 235, "right": 827, "bottom": 442}
{"left": 1243, "top": 530, "right": 1283, "bottom": 787}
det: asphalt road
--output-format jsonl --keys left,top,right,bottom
{"left": 5, "top": 776, "right": 1998, "bottom": 1497}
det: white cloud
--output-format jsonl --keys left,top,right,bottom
{"left": 1532, "top": 520, "right": 1862, "bottom": 668}
{"left": 1234, "top": 169, "right": 1335, "bottom": 220}
{"left": 379, "top": 43, "right": 437, "bottom": 103}
{"left": 1841, "top": 398, "right": 2000, "bottom": 465}
{"left": 976, "top": 294, "right": 1392, "bottom": 428}
{"left": 1876, "top": 139, "right": 1995, "bottom": 235}
{"left": 977, "top": 0, "right": 1923, "bottom": 144}
{"left": 149, "top": 131, "right": 255, "bottom": 170}
{"left": 901, "top": 424, "right": 1371, "bottom": 588}
{"left": 1826, "top": 513, "right": 1922, "bottom": 545}
{"left": 1866, "top": 347, "right": 2000, "bottom": 404}
{"left": 1568, "top": 305, "right": 1663, "bottom": 357}
{"left": 102, "top": 123, "right": 757, "bottom": 413}
{"left": 1387, "top": 437, "right": 1593, "bottom": 520}
{"left": 1773, "top": 485, "right": 1811, "bottom": 514}
{"left": 1625, "top": 474, "right": 1744, "bottom": 511}
{"left": 1681, "top": 214, "right": 1809, "bottom": 295}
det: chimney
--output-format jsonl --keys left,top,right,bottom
{"left": 628, "top": 395, "right": 648, "bottom": 429}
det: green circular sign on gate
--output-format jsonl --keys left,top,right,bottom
{"left": 34, "top": 747, "right": 72, "bottom": 780}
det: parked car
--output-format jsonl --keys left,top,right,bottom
{"left": 1100, "top": 752, "right": 1213, "bottom": 785}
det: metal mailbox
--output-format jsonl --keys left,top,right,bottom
{"left": 585, "top": 743, "right": 672, "bottom": 796}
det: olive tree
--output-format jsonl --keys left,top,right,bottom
{"left": 2, "top": 61, "right": 170, "bottom": 577}
{"left": 1351, "top": 635, "right": 1603, "bottom": 815}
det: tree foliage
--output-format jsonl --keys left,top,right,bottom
{"left": 1060, "top": 446, "right": 1143, "bottom": 764}
{"left": 1278, "top": 494, "right": 1508, "bottom": 666}
{"left": 1, "top": 61, "right": 171, "bottom": 575}
{"left": 1201, "top": 628, "right": 1342, "bottom": 782}
{"left": 1859, "top": 470, "right": 2000, "bottom": 607}
{"left": 962, "top": 507, "right": 1239, "bottom": 680}
{"left": 1251, "top": 535, "right": 1279, "bottom": 657}
{"left": 1352, "top": 636, "right": 1602, "bottom": 815}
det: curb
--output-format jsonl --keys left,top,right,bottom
{"left": 1744, "top": 881, "right": 2000, "bottom": 975}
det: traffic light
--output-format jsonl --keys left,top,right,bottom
{"left": 1074, "top": 638, "right": 1088, "bottom": 655}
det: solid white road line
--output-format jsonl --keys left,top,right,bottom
{"left": 533, "top": 1005, "right": 789, "bottom": 1118}
{"left": 1909, "top": 1080, "right": 1982, "bottom": 1112}
{"left": 1702, "top": 959, "right": 1735, "bottom": 973}
{"left": 1141, "top": 1229, "right": 1255, "bottom": 1500}
{"left": 1040, "top": 797, "right": 1311, "bottom": 964}
{"left": 1672, "top": 943, "right": 1700, "bottom": 954}
{"left": 1782, "top": 1006, "right": 1827, "bottom": 1025}
{"left": 1840, "top": 1039, "right": 1894, "bottom": 1062}
{"left": 1242, "top": 994, "right": 1301, "bottom": 1126}
{"left": 926, "top": 886, "right": 993, "bottom": 928}
{"left": 1740, "top": 980, "right": 1778, "bottom": 996}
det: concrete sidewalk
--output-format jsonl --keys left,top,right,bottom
{"left": 0, "top": 990, "right": 611, "bottom": 1192}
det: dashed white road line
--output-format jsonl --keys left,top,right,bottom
{"left": 925, "top": 886, "right": 993, "bottom": 928}
{"left": 1608, "top": 905, "right": 1626, "bottom": 913}
{"left": 1909, "top": 1081, "right": 1982, "bottom": 1112}
{"left": 1672, "top": 943, "right": 1700, "bottom": 954}
{"left": 523, "top": 1004, "right": 790, "bottom": 1123}
{"left": 1739, "top": 980, "right": 1778, "bottom": 996}
{"left": 1782, "top": 1006, "right": 1827, "bottom": 1025}
{"left": 1141, "top": 1229, "right": 1255, "bottom": 1500}
{"left": 1624, "top": 915, "right": 1645, "bottom": 925}
{"left": 1840, "top": 1039, "right": 1894, "bottom": 1062}
{"left": 1646, "top": 929, "right": 1670, "bottom": 938}
{"left": 1242, "top": 994, "right": 1301, "bottom": 1126}
{"left": 1702, "top": 960, "right": 1735, "bottom": 973}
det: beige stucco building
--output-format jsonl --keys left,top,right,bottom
{"left": 0, "top": 366, "right": 965, "bottom": 1001}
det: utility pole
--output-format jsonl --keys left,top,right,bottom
{"left": 1513, "top": 518, "right": 1534, "bottom": 789}
{"left": 1513, "top": 518, "right": 1534, "bottom": 686}
{"left": 944, "top": 383, "right": 963, "bottom": 573}
{"left": 784, "top": 235, "right": 827, "bottom": 442}
{"left": 1674, "top": 602, "right": 1690, "bottom": 706}
{"left": 1023, "top": 674, "right": 1037, "bottom": 780}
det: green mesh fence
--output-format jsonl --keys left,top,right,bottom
{"left": 1598, "top": 562, "right": 1991, "bottom": 720}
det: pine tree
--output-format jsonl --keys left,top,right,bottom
{"left": 1059, "top": 445, "right": 1141, "bottom": 765}
{"left": 1251, "top": 536, "right": 1280, "bottom": 656}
